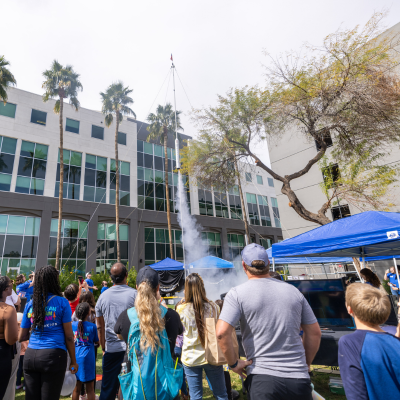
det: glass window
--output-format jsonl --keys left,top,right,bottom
{"left": 245, "top": 172, "right": 252, "bottom": 182}
{"left": 0, "top": 215, "right": 41, "bottom": 276}
{"left": 0, "top": 102, "right": 16, "bottom": 118}
{"left": 331, "top": 205, "right": 351, "bottom": 221}
{"left": 118, "top": 132, "right": 126, "bottom": 145}
{"left": 246, "top": 193, "right": 259, "bottom": 225}
{"left": 267, "top": 178, "right": 274, "bottom": 187}
{"left": 256, "top": 175, "right": 263, "bottom": 185}
{"left": 271, "top": 197, "right": 281, "bottom": 228}
{"left": 227, "top": 233, "right": 245, "bottom": 267}
{"left": 15, "top": 141, "right": 48, "bottom": 196}
{"left": 144, "top": 142, "right": 153, "bottom": 155}
{"left": 84, "top": 155, "right": 107, "bottom": 203}
{"left": 30, "top": 109, "right": 47, "bottom": 125}
{"left": 110, "top": 159, "right": 130, "bottom": 206}
{"left": 54, "top": 149, "right": 82, "bottom": 200}
{"left": 257, "top": 195, "right": 271, "bottom": 227}
{"left": 200, "top": 231, "right": 222, "bottom": 257}
{"left": 66, "top": 118, "right": 80, "bottom": 134}
{"left": 0, "top": 136, "right": 17, "bottom": 192}
{"left": 91, "top": 125, "right": 104, "bottom": 140}
{"left": 137, "top": 140, "right": 143, "bottom": 152}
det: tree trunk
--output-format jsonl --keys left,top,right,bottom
{"left": 164, "top": 127, "right": 174, "bottom": 259}
{"left": 55, "top": 96, "right": 64, "bottom": 270}
{"left": 235, "top": 159, "right": 250, "bottom": 243}
{"left": 115, "top": 112, "right": 121, "bottom": 263}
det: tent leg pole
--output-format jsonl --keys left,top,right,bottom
{"left": 272, "top": 257, "right": 275, "bottom": 272}
{"left": 353, "top": 262, "right": 363, "bottom": 282}
{"left": 393, "top": 258, "right": 400, "bottom": 294}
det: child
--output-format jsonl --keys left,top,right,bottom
{"left": 72, "top": 302, "right": 99, "bottom": 400}
{"left": 100, "top": 281, "right": 108, "bottom": 294}
{"left": 65, "top": 280, "right": 86, "bottom": 314}
{"left": 338, "top": 283, "right": 400, "bottom": 400}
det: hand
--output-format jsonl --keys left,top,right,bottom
{"left": 69, "top": 362, "right": 79, "bottom": 374}
{"left": 386, "top": 269, "right": 390, "bottom": 274}
{"left": 93, "top": 286, "right": 98, "bottom": 290}
{"left": 396, "top": 324, "right": 400, "bottom": 338}
{"left": 102, "top": 350, "right": 105, "bottom": 357}
{"left": 231, "top": 359, "right": 253, "bottom": 379}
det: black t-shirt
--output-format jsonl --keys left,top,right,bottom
{"left": 114, "top": 307, "right": 183, "bottom": 356}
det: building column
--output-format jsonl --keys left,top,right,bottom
{"left": 273, "top": 234, "right": 279, "bottom": 244}
{"left": 137, "top": 215, "right": 145, "bottom": 270}
{"left": 129, "top": 214, "right": 139, "bottom": 270}
{"left": 36, "top": 208, "right": 53, "bottom": 270}
{"left": 86, "top": 211, "right": 99, "bottom": 273}
{"left": 221, "top": 227, "right": 230, "bottom": 261}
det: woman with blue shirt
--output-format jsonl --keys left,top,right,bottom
{"left": 19, "top": 265, "right": 78, "bottom": 400}
{"left": 72, "top": 302, "right": 99, "bottom": 400}
{"left": 15, "top": 273, "right": 34, "bottom": 300}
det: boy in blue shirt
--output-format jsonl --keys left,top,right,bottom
{"left": 85, "top": 272, "right": 97, "bottom": 293}
{"left": 338, "top": 283, "right": 400, "bottom": 400}
{"left": 100, "top": 281, "right": 109, "bottom": 294}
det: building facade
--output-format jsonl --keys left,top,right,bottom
{"left": 0, "top": 87, "right": 282, "bottom": 276}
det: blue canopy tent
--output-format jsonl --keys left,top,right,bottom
{"left": 266, "top": 248, "right": 352, "bottom": 265}
{"left": 149, "top": 258, "right": 184, "bottom": 271}
{"left": 271, "top": 211, "right": 400, "bottom": 283}
{"left": 149, "top": 258, "right": 185, "bottom": 294}
{"left": 187, "top": 256, "right": 234, "bottom": 269}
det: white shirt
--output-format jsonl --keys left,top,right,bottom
{"left": 6, "top": 289, "right": 19, "bottom": 307}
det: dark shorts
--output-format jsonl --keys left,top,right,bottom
{"left": 245, "top": 373, "right": 313, "bottom": 400}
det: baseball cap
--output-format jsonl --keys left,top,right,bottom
{"left": 86, "top": 272, "right": 91, "bottom": 277}
{"left": 137, "top": 266, "right": 159, "bottom": 289}
{"left": 241, "top": 243, "right": 270, "bottom": 267}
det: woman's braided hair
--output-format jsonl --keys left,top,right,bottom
{"left": 32, "top": 266, "right": 62, "bottom": 331}
{"left": 75, "top": 302, "right": 90, "bottom": 341}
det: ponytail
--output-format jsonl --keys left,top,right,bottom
{"left": 75, "top": 302, "right": 90, "bottom": 341}
{"left": 135, "top": 281, "right": 165, "bottom": 353}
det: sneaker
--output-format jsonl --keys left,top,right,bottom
{"left": 16, "top": 385, "right": 23, "bottom": 390}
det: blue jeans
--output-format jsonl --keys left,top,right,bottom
{"left": 99, "top": 351, "right": 125, "bottom": 400}
{"left": 174, "top": 347, "right": 188, "bottom": 396}
{"left": 184, "top": 364, "right": 228, "bottom": 400}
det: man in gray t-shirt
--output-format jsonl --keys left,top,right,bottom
{"left": 217, "top": 244, "right": 321, "bottom": 400}
{"left": 96, "top": 263, "right": 137, "bottom": 400}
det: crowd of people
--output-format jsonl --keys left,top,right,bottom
{"left": 0, "top": 243, "right": 400, "bottom": 400}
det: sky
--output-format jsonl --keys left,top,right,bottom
{"left": 3, "top": 0, "right": 400, "bottom": 167}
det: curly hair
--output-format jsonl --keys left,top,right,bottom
{"left": 360, "top": 268, "right": 382, "bottom": 289}
{"left": 135, "top": 281, "right": 165, "bottom": 354}
{"left": 64, "top": 283, "right": 79, "bottom": 301}
{"left": 79, "top": 291, "right": 96, "bottom": 309}
{"left": 32, "top": 266, "right": 62, "bottom": 331}
{"left": 75, "top": 302, "right": 90, "bottom": 341}
{"left": 0, "top": 276, "right": 10, "bottom": 299}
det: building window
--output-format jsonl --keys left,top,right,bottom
{"left": 256, "top": 175, "right": 263, "bottom": 185}
{"left": 48, "top": 219, "right": 87, "bottom": 274}
{"left": 110, "top": 159, "right": 130, "bottom": 206}
{"left": 245, "top": 172, "right": 252, "bottom": 182}
{"left": 246, "top": 193, "right": 259, "bottom": 225}
{"left": 83, "top": 154, "right": 107, "bottom": 203}
{"left": 315, "top": 132, "right": 333, "bottom": 151}
{"left": 213, "top": 192, "right": 229, "bottom": 218}
{"left": 267, "top": 178, "right": 274, "bottom": 187}
{"left": 16, "top": 141, "right": 48, "bottom": 195}
{"left": 201, "top": 232, "right": 222, "bottom": 257}
{"left": 0, "top": 102, "right": 16, "bottom": 118}
{"left": 54, "top": 150, "right": 82, "bottom": 200}
{"left": 66, "top": 118, "right": 80, "bottom": 134}
{"left": 228, "top": 186, "right": 242, "bottom": 219}
{"left": 91, "top": 125, "right": 104, "bottom": 140}
{"left": 97, "top": 223, "right": 129, "bottom": 272}
{"left": 258, "top": 195, "right": 272, "bottom": 227}
{"left": 118, "top": 132, "right": 126, "bottom": 146}
{"left": 144, "top": 227, "right": 183, "bottom": 265}
{"left": 0, "top": 215, "right": 40, "bottom": 276}
{"left": 0, "top": 135, "right": 17, "bottom": 192}
{"left": 322, "top": 163, "right": 341, "bottom": 189}
{"left": 198, "top": 185, "right": 213, "bottom": 216}
{"left": 331, "top": 205, "right": 351, "bottom": 221}
{"left": 271, "top": 197, "right": 281, "bottom": 228}
{"left": 260, "top": 238, "right": 273, "bottom": 249}
{"left": 30, "top": 109, "right": 47, "bottom": 125}
{"left": 227, "top": 234, "right": 245, "bottom": 266}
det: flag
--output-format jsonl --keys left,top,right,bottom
{"left": 170, "top": 54, "right": 173, "bottom": 61}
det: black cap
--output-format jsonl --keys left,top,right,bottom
{"left": 137, "top": 266, "right": 159, "bottom": 289}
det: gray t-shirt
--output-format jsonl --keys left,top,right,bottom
{"left": 95, "top": 284, "right": 137, "bottom": 353}
{"left": 220, "top": 278, "right": 317, "bottom": 379}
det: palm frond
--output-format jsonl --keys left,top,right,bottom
{"left": 104, "top": 113, "right": 113, "bottom": 127}
{"left": 0, "top": 55, "right": 17, "bottom": 102}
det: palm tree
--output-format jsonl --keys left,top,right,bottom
{"left": 0, "top": 56, "right": 16, "bottom": 103}
{"left": 147, "top": 103, "right": 183, "bottom": 259}
{"left": 100, "top": 82, "right": 135, "bottom": 262}
{"left": 42, "top": 60, "right": 82, "bottom": 270}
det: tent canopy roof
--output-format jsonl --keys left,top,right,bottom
{"left": 266, "top": 248, "right": 352, "bottom": 264}
{"left": 188, "top": 256, "right": 234, "bottom": 269}
{"left": 272, "top": 211, "right": 400, "bottom": 258}
{"left": 149, "top": 258, "right": 184, "bottom": 271}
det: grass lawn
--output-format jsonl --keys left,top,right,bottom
{"left": 15, "top": 354, "right": 346, "bottom": 399}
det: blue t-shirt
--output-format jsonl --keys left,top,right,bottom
{"left": 85, "top": 279, "right": 94, "bottom": 293}
{"left": 101, "top": 286, "right": 109, "bottom": 294}
{"left": 338, "top": 330, "right": 400, "bottom": 400}
{"left": 21, "top": 294, "right": 72, "bottom": 351}
{"left": 16, "top": 281, "right": 34, "bottom": 299}
{"left": 387, "top": 273, "right": 400, "bottom": 294}
{"left": 72, "top": 321, "right": 99, "bottom": 382}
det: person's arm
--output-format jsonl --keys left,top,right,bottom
{"left": 4, "top": 307, "right": 19, "bottom": 345}
{"left": 216, "top": 320, "right": 252, "bottom": 378}
{"left": 96, "top": 315, "right": 106, "bottom": 354}
{"left": 63, "top": 322, "right": 78, "bottom": 374}
{"left": 301, "top": 322, "right": 321, "bottom": 368}
{"left": 19, "top": 328, "right": 30, "bottom": 342}
{"left": 384, "top": 269, "right": 389, "bottom": 281}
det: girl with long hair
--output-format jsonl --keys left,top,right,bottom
{"left": 0, "top": 276, "right": 18, "bottom": 399}
{"left": 360, "top": 268, "right": 388, "bottom": 295}
{"left": 19, "top": 265, "right": 78, "bottom": 400}
{"left": 176, "top": 273, "right": 228, "bottom": 400}
{"left": 71, "top": 302, "right": 99, "bottom": 400}
{"left": 114, "top": 266, "right": 184, "bottom": 399}
{"left": 72, "top": 290, "right": 96, "bottom": 323}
